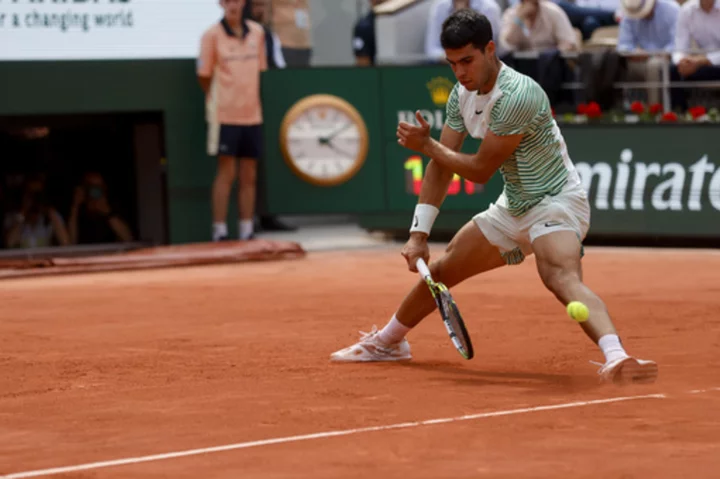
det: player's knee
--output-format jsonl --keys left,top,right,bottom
{"left": 215, "top": 162, "right": 236, "bottom": 184}
{"left": 540, "top": 267, "right": 579, "bottom": 298}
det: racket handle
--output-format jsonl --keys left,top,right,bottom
{"left": 416, "top": 258, "right": 432, "bottom": 280}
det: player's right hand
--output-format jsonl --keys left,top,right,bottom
{"left": 401, "top": 233, "right": 430, "bottom": 273}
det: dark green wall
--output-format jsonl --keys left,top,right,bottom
{"left": 0, "top": 60, "right": 213, "bottom": 244}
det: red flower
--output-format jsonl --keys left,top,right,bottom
{"left": 649, "top": 103, "right": 662, "bottom": 115}
{"left": 661, "top": 112, "right": 678, "bottom": 122}
{"left": 585, "top": 101, "right": 602, "bottom": 118}
{"left": 630, "top": 101, "right": 645, "bottom": 114}
{"left": 551, "top": 107, "right": 556, "bottom": 117}
{"left": 688, "top": 106, "right": 707, "bottom": 119}
{"left": 576, "top": 103, "right": 588, "bottom": 115}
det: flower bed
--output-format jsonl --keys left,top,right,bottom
{"left": 554, "top": 102, "right": 720, "bottom": 124}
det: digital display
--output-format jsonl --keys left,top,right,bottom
{"left": 404, "top": 156, "right": 485, "bottom": 196}
{"left": 0, "top": 0, "right": 221, "bottom": 61}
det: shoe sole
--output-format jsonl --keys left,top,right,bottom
{"left": 330, "top": 352, "right": 412, "bottom": 363}
{"left": 614, "top": 358, "right": 658, "bottom": 384}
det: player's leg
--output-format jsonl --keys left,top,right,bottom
{"left": 212, "top": 155, "right": 236, "bottom": 241}
{"left": 236, "top": 125, "right": 262, "bottom": 240}
{"left": 211, "top": 124, "right": 240, "bottom": 241}
{"left": 237, "top": 158, "right": 257, "bottom": 240}
{"left": 330, "top": 219, "right": 507, "bottom": 362}
{"left": 532, "top": 231, "right": 658, "bottom": 384}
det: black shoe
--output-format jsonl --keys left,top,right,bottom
{"left": 259, "top": 216, "right": 297, "bottom": 232}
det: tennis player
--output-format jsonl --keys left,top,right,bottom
{"left": 330, "top": 9, "right": 658, "bottom": 384}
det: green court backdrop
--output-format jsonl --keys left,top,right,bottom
{"left": 1, "top": 61, "right": 718, "bottom": 244}
{"left": 261, "top": 66, "right": 720, "bottom": 240}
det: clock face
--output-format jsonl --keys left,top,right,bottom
{"left": 280, "top": 95, "right": 368, "bottom": 187}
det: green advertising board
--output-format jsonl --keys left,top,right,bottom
{"left": 261, "top": 66, "right": 720, "bottom": 241}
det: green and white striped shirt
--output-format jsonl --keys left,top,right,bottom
{"left": 445, "top": 64, "right": 578, "bottom": 216}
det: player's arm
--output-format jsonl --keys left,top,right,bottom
{"left": 420, "top": 129, "right": 523, "bottom": 184}
{"left": 416, "top": 125, "right": 467, "bottom": 209}
{"left": 197, "top": 30, "right": 217, "bottom": 94}
{"left": 405, "top": 83, "right": 467, "bottom": 240}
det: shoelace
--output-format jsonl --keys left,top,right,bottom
{"left": 589, "top": 360, "right": 605, "bottom": 374}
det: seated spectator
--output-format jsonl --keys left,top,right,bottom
{"left": 3, "top": 176, "right": 70, "bottom": 249}
{"left": 557, "top": 0, "right": 619, "bottom": 41}
{"left": 268, "top": 0, "right": 312, "bottom": 67}
{"left": 617, "top": 0, "right": 679, "bottom": 104}
{"left": 68, "top": 172, "right": 133, "bottom": 245}
{"left": 247, "top": 0, "right": 287, "bottom": 68}
{"left": 352, "top": 0, "right": 387, "bottom": 66}
{"left": 500, "top": 0, "right": 579, "bottom": 53}
{"left": 425, "top": 0, "right": 504, "bottom": 61}
{"left": 673, "top": 0, "right": 720, "bottom": 81}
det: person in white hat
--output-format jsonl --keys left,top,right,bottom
{"left": 616, "top": 0, "right": 680, "bottom": 105}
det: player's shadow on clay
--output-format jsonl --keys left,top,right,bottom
{"left": 396, "top": 361, "right": 601, "bottom": 394}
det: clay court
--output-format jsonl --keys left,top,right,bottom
{"left": 1, "top": 244, "right": 719, "bottom": 478}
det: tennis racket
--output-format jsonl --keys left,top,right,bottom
{"left": 416, "top": 258, "right": 474, "bottom": 360}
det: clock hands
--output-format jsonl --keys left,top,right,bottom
{"left": 324, "top": 141, "right": 354, "bottom": 159}
{"left": 318, "top": 122, "right": 353, "bottom": 145}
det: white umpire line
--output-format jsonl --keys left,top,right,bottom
{"left": 2, "top": 388, "right": 719, "bottom": 478}
{"left": 0, "top": 391, "right": 687, "bottom": 479}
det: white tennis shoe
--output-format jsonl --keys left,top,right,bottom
{"left": 330, "top": 326, "right": 412, "bottom": 362}
{"left": 596, "top": 356, "right": 658, "bottom": 384}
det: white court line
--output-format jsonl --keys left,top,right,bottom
{"left": 1, "top": 393, "right": 665, "bottom": 479}
{"left": 688, "top": 387, "right": 720, "bottom": 394}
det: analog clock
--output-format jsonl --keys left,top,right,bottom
{"left": 279, "top": 94, "right": 369, "bottom": 187}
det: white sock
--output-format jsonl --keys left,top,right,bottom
{"left": 239, "top": 220, "right": 254, "bottom": 240}
{"left": 598, "top": 334, "right": 629, "bottom": 364}
{"left": 212, "top": 222, "right": 228, "bottom": 241}
{"left": 377, "top": 314, "right": 412, "bottom": 345}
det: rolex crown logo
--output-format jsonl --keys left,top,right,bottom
{"left": 426, "top": 77, "right": 454, "bottom": 107}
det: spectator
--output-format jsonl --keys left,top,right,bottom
{"left": 617, "top": 0, "right": 679, "bottom": 104}
{"left": 68, "top": 172, "right": 133, "bottom": 245}
{"left": 426, "top": 0, "right": 504, "bottom": 61}
{"left": 500, "top": 0, "right": 579, "bottom": 53}
{"left": 246, "top": 0, "right": 297, "bottom": 233}
{"left": 247, "top": 0, "right": 287, "bottom": 68}
{"left": 617, "top": 0, "right": 678, "bottom": 53}
{"left": 673, "top": 0, "right": 720, "bottom": 81}
{"left": 352, "top": 0, "right": 388, "bottom": 66}
{"left": 557, "top": 0, "right": 619, "bottom": 41}
{"left": 4, "top": 176, "right": 70, "bottom": 249}
{"left": 198, "top": 0, "right": 267, "bottom": 241}
{"left": 268, "top": 0, "right": 313, "bottom": 67}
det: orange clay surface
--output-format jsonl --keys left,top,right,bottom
{"left": 1, "top": 246, "right": 720, "bottom": 478}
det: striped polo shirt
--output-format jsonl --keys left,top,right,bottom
{"left": 445, "top": 63, "right": 581, "bottom": 216}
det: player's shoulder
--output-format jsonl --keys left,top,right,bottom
{"left": 493, "top": 66, "right": 547, "bottom": 112}
{"left": 497, "top": 65, "right": 544, "bottom": 98}
{"left": 201, "top": 22, "right": 223, "bottom": 40}
{"left": 246, "top": 19, "right": 265, "bottom": 37}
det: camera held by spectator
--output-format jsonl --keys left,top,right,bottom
{"left": 69, "top": 172, "right": 133, "bottom": 245}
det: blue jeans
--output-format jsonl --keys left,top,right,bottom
{"left": 554, "top": 0, "right": 617, "bottom": 41}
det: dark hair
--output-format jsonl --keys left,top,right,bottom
{"left": 440, "top": 9, "right": 493, "bottom": 52}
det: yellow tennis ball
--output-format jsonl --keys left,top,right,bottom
{"left": 566, "top": 301, "right": 589, "bottom": 322}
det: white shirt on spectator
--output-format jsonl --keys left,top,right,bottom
{"left": 425, "top": 0, "right": 505, "bottom": 60}
{"left": 501, "top": 0, "right": 579, "bottom": 52}
{"left": 574, "top": 0, "right": 620, "bottom": 11}
{"left": 672, "top": 0, "right": 720, "bottom": 65}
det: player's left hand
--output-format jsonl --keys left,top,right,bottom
{"left": 397, "top": 111, "right": 431, "bottom": 154}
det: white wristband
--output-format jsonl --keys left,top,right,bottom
{"left": 409, "top": 204, "right": 439, "bottom": 235}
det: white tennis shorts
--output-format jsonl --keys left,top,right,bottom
{"left": 473, "top": 181, "right": 591, "bottom": 265}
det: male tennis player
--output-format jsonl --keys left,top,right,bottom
{"left": 330, "top": 9, "right": 658, "bottom": 384}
